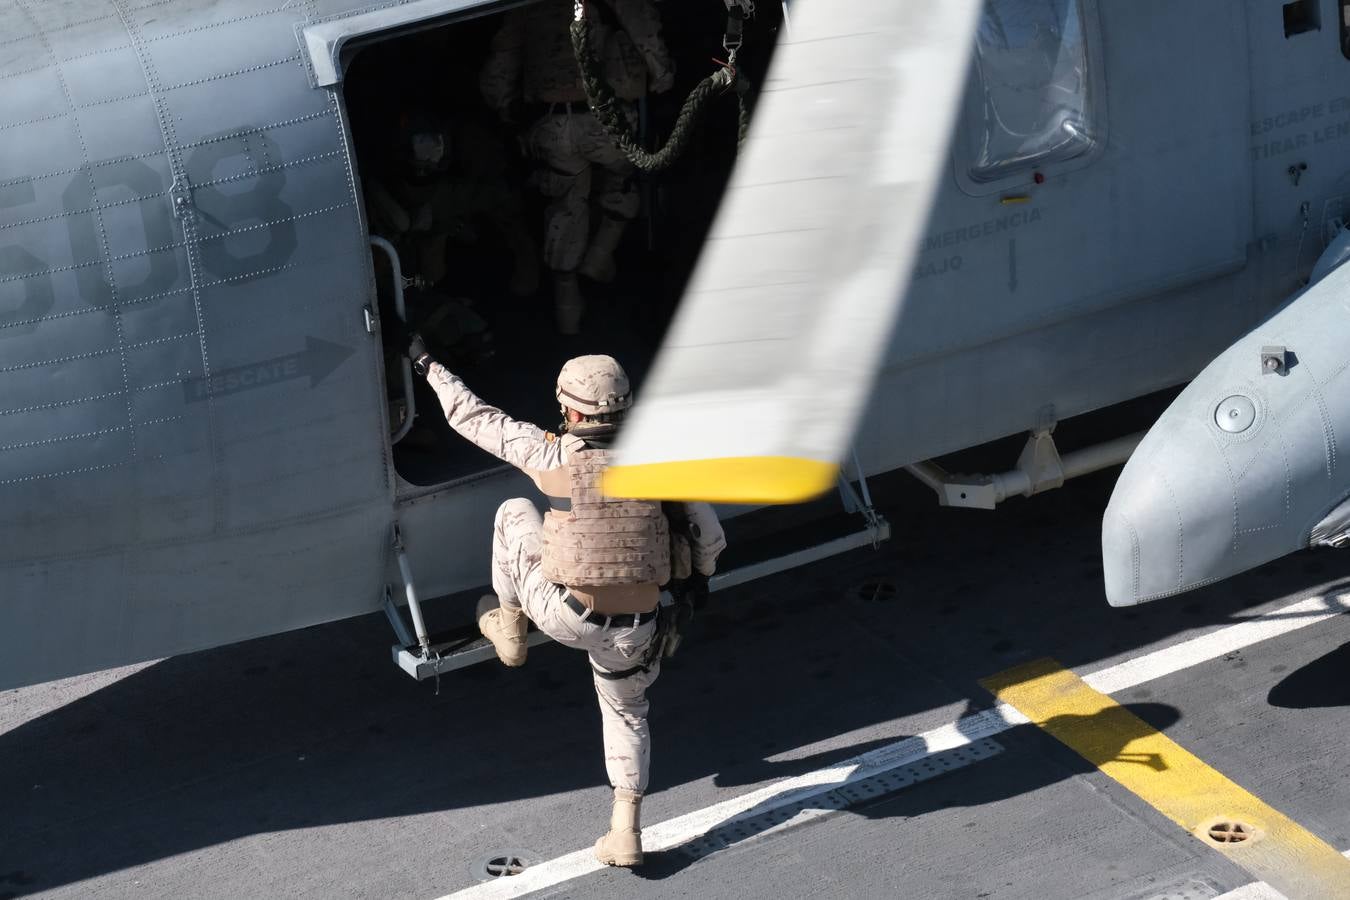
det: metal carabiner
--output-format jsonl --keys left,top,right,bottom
{"left": 722, "top": 0, "right": 751, "bottom": 55}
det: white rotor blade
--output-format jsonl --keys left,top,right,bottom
{"left": 606, "top": 0, "right": 982, "bottom": 503}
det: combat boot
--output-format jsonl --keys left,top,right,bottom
{"left": 476, "top": 595, "right": 527, "bottom": 667}
{"left": 594, "top": 788, "right": 643, "bottom": 867}
{"left": 553, "top": 273, "right": 585, "bottom": 336}
{"left": 577, "top": 216, "right": 627, "bottom": 284}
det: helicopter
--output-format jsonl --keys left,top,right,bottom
{"left": 2, "top": 0, "right": 1348, "bottom": 691}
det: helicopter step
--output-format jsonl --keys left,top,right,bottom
{"left": 384, "top": 607, "right": 556, "bottom": 681}
{"left": 384, "top": 456, "right": 889, "bottom": 682}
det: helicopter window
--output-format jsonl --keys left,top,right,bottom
{"left": 1283, "top": 1, "right": 1319, "bottom": 38}
{"left": 965, "top": 0, "right": 1100, "bottom": 183}
{"left": 1338, "top": 1, "right": 1350, "bottom": 57}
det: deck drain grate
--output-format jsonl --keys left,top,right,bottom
{"left": 677, "top": 737, "right": 1003, "bottom": 860}
{"left": 1205, "top": 821, "right": 1252, "bottom": 844}
{"left": 474, "top": 850, "right": 532, "bottom": 882}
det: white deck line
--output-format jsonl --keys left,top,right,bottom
{"left": 441, "top": 592, "right": 1350, "bottom": 900}
{"left": 1214, "top": 850, "right": 1350, "bottom": 900}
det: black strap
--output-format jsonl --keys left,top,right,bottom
{"left": 563, "top": 593, "right": 653, "bottom": 629}
{"left": 724, "top": 5, "right": 745, "bottom": 52}
{"left": 592, "top": 661, "right": 649, "bottom": 680}
{"left": 547, "top": 494, "right": 572, "bottom": 512}
{"left": 557, "top": 384, "right": 629, "bottom": 410}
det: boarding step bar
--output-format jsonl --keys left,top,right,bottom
{"left": 385, "top": 452, "right": 889, "bottom": 682}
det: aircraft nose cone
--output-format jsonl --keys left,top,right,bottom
{"left": 1103, "top": 262, "right": 1350, "bottom": 607}
{"left": 1101, "top": 506, "right": 1142, "bottom": 608}
{"left": 1101, "top": 420, "right": 1238, "bottom": 607}
{"left": 1101, "top": 464, "right": 1181, "bottom": 607}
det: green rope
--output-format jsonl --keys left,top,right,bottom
{"left": 736, "top": 77, "right": 752, "bottom": 144}
{"left": 570, "top": 13, "right": 751, "bottom": 173}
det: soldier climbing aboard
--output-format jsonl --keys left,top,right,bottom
{"left": 406, "top": 337, "right": 726, "bottom": 867}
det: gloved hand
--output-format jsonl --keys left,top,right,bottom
{"left": 408, "top": 331, "right": 432, "bottom": 375}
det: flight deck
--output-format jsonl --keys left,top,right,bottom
{"left": 6, "top": 466, "right": 1350, "bottom": 900}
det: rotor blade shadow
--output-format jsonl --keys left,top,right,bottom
{"left": 638, "top": 702, "right": 1182, "bottom": 881}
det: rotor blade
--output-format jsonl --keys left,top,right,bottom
{"left": 605, "top": 0, "right": 982, "bottom": 504}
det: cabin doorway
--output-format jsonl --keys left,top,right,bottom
{"left": 340, "top": 0, "right": 782, "bottom": 486}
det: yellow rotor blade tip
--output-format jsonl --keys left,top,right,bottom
{"left": 603, "top": 457, "right": 839, "bottom": 504}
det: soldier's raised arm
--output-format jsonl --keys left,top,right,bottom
{"left": 417, "top": 352, "right": 564, "bottom": 475}
{"left": 479, "top": 10, "right": 525, "bottom": 121}
{"left": 613, "top": 0, "right": 674, "bottom": 93}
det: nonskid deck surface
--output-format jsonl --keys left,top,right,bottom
{"left": 5, "top": 469, "right": 1350, "bottom": 900}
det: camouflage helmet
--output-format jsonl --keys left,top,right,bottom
{"left": 556, "top": 355, "right": 631, "bottom": 417}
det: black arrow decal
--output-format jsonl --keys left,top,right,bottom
{"left": 182, "top": 337, "right": 355, "bottom": 402}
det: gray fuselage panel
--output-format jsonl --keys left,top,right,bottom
{"left": 0, "top": 0, "right": 391, "bottom": 687}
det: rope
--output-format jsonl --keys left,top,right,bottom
{"left": 736, "top": 79, "right": 752, "bottom": 144}
{"left": 570, "top": 11, "right": 751, "bottom": 173}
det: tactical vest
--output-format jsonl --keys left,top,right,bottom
{"left": 542, "top": 434, "right": 671, "bottom": 586}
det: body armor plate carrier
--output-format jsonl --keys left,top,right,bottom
{"left": 543, "top": 435, "right": 671, "bottom": 586}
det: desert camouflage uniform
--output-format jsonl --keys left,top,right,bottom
{"left": 479, "top": 0, "right": 673, "bottom": 272}
{"left": 427, "top": 361, "right": 725, "bottom": 792}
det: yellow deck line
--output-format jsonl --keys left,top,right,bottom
{"left": 981, "top": 658, "right": 1350, "bottom": 900}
